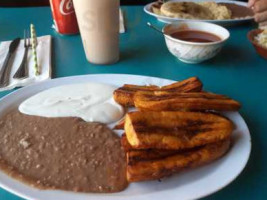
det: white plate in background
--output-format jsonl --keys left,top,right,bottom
{"left": 144, "top": 0, "right": 254, "bottom": 25}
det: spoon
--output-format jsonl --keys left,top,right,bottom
{"left": 147, "top": 22, "right": 166, "bottom": 36}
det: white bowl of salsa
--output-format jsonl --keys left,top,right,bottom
{"left": 163, "top": 21, "right": 230, "bottom": 64}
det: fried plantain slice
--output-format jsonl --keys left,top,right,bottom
{"left": 121, "top": 133, "right": 187, "bottom": 153}
{"left": 113, "top": 85, "right": 158, "bottom": 107}
{"left": 127, "top": 139, "right": 230, "bottom": 182}
{"left": 121, "top": 133, "right": 134, "bottom": 151}
{"left": 113, "top": 77, "right": 203, "bottom": 107}
{"left": 160, "top": 77, "right": 203, "bottom": 92}
{"left": 113, "top": 118, "right": 125, "bottom": 130}
{"left": 121, "top": 133, "right": 176, "bottom": 152}
{"left": 134, "top": 91, "right": 241, "bottom": 111}
{"left": 125, "top": 111, "right": 233, "bottom": 150}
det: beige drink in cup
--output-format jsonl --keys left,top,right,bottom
{"left": 73, "top": 0, "right": 120, "bottom": 64}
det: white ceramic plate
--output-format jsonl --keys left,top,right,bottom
{"left": 144, "top": 0, "right": 254, "bottom": 25}
{"left": 0, "top": 74, "right": 251, "bottom": 200}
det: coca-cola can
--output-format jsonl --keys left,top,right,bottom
{"left": 50, "top": 0, "right": 79, "bottom": 35}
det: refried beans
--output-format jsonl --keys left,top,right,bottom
{"left": 0, "top": 110, "right": 128, "bottom": 193}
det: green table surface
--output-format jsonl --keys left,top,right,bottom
{"left": 0, "top": 5, "right": 266, "bottom": 200}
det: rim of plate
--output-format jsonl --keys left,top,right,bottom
{"left": 0, "top": 74, "right": 252, "bottom": 200}
{"left": 144, "top": 0, "right": 254, "bottom": 23}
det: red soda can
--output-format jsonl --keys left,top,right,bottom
{"left": 49, "top": 0, "right": 79, "bottom": 35}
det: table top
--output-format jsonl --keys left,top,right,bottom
{"left": 0, "top": 6, "right": 266, "bottom": 200}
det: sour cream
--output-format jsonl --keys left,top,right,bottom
{"left": 19, "top": 82, "right": 124, "bottom": 124}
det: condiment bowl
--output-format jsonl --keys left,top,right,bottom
{"left": 247, "top": 29, "right": 267, "bottom": 60}
{"left": 163, "top": 21, "right": 230, "bottom": 64}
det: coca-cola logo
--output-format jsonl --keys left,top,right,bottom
{"left": 60, "top": 0, "right": 74, "bottom": 15}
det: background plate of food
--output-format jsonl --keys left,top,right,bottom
{"left": 144, "top": 0, "right": 254, "bottom": 25}
{"left": 0, "top": 74, "right": 251, "bottom": 200}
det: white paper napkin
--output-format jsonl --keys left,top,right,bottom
{"left": 120, "top": 9, "right": 125, "bottom": 33}
{"left": 0, "top": 35, "right": 52, "bottom": 92}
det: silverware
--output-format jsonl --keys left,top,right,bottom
{"left": 0, "top": 37, "right": 21, "bottom": 87}
{"left": 147, "top": 22, "right": 166, "bottom": 36}
{"left": 13, "top": 30, "right": 31, "bottom": 79}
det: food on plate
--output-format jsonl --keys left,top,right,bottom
{"left": 151, "top": 1, "right": 253, "bottom": 20}
{"left": 158, "top": 1, "right": 231, "bottom": 20}
{"left": 113, "top": 118, "right": 126, "bottom": 130}
{"left": 113, "top": 84, "right": 158, "bottom": 107}
{"left": 248, "top": 28, "right": 267, "bottom": 60}
{"left": 134, "top": 91, "right": 241, "bottom": 111}
{"left": 151, "top": 0, "right": 163, "bottom": 15}
{"left": 121, "top": 134, "right": 230, "bottom": 182}
{"left": 115, "top": 75, "right": 240, "bottom": 182}
{"left": 19, "top": 82, "right": 124, "bottom": 124}
{"left": 121, "top": 133, "right": 134, "bottom": 151}
{"left": 160, "top": 76, "right": 202, "bottom": 91}
{"left": 255, "top": 29, "right": 267, "bottom": 49}
{"left": 124, "top": 111, "right": 233, "bottom": 150}
{"left": 160, "top": 2, "right": 214, "bottom": 20}
{"left": 126, "top": 139, "right": 230, "bottom": 182}
{"left": 0, "top": 110, "right": 128, "bottom": 193}
{"left": 113, "top": 77, "right": 203, "bottom": 106}
{"left": 114, "top": 77, "right": 241, "bottom": 182}
{"left": 0, "top": 76, "right": 241, "bottom": 191}
{"left": 121, "top": 133, "right": 183, "bottom": 155}
{"left": 199, "top": 2, "right": 232, "bottom": 20}
{"left": 122, "top": 135, "right": 181, "bottom": 157}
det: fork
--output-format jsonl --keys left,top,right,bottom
{"left": 13, "top": 30, "right": 31, "bottom": 79}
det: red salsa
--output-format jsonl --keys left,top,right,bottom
{"left": 170, "top": 30, "right": 221, "bottom": 43}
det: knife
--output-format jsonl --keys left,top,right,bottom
{"left": 0, "top": 38, "right": 21, "bottom": 87}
